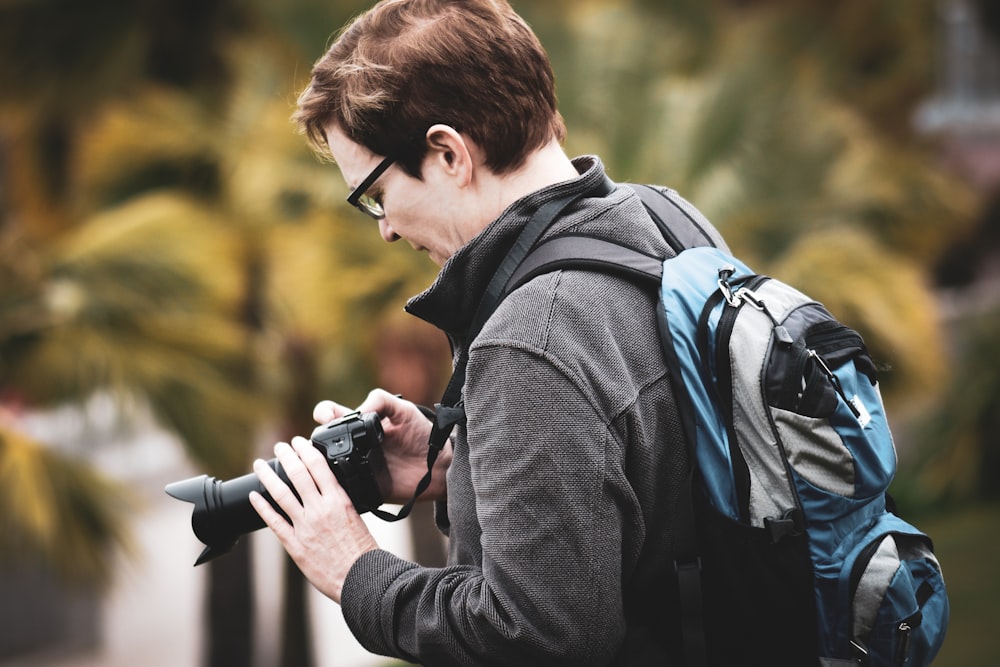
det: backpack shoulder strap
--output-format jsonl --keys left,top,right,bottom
{"left": 505, "top": 183, "right": 727, "bottom": 295}
{"left": 506, "top": 234, "right": 662, "bottom": 294}
{"left": 628, "top": 183, "right": 729, "bottom": 254}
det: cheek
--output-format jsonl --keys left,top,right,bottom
{"left": 391, "top": 186, "right": 426, "bottom": 230}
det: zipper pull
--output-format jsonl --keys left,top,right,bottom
{"left": 807, "top": 349, "right": 863, "bottom": 419}
{"left": 737, "top": 285, "right": 794, "bottom": 346}
{"left": 716, "top": 268, "right": 794, "bottom": 347}
{"left": 894, "top": 609, "right": 922, "bottom": 667}
{"left": 772, "top": 324, "right": 793, "bottom": 346}
{"left": 894, "top": 621, "right": 912, "bottom": 667}
{"left": 717, "top": 265, "right": 740, "bottom": 306}
{"left": 850, "top": 638, "right": 870, "bottom": 665}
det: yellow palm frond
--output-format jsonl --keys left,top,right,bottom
{"left": 0, "top": 424, "right": 134, "bottom": 586}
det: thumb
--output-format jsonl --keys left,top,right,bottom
{"left": 313, "top": 400, "right": 354, "bottom": 424}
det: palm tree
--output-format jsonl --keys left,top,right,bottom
{"left": 0, "top": 162, "right": 264, "bottom": 647}
{"left": 0, "top": 2, "right": 264, "bottom": 662}
{"left": 70, "top": 35, "right": 441, "bottom": 664}
{"left": 0, "top": 0, "right": 437, "bottom": 662}
{"left": 0, "top": 168, "right": 262, "bottom": 665}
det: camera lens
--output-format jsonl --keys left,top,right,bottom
{"left": 165, "top": 460, "right": 291, "bottom": 565}
{"left": 166, "top": 411, "right": 384, "bottom": 566}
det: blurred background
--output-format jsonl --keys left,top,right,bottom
{"left": 0, "top": 0, "right": 997, "bottom": 665}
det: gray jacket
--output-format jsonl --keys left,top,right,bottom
{"left": 342, "top": 157, "right": 691, "bottom": 666}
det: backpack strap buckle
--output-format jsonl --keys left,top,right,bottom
{"left": 764, "top": 508, "right": 805, "bottom": 543}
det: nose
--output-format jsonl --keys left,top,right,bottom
{"left": 378, "top": 218, "right": 401, "bottom": 243}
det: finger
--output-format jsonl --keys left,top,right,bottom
{"left": 272, "top": 441, "right": 322, "bottom": 504}
{"left": 249, "top": 489, "right": 293, "bottom": 537}
{"left": 313, "top": 400, "right": 353, "bottom": 424}
{"left": 253, "top": 458, "right": 303, "bottom": 523}
{"left": 357, "top": 388, "right": 406, "bottom": 421}
{"left": 290, "top": 435, "right": 338, "bottom": 495}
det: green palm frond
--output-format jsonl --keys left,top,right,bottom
{"left": 3, "top": 194, "right": 245, "bottom": 403}
{"left": 68, "top": 35, "right": 441, "bottom": 453}
{"left": 1, "top": 188, "right": 266, "bottom": 479}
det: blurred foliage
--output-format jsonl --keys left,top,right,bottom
{"left": 0, "top": 0, "right": 439, "bottom": 593}
{"left": 917, "top": 502, "right": 1000, "bottom": 666}
{"left": 0, "top": 0, "right": 248, "bottom": 111}
{"left": 0, "top": 423, "right": 133, "bottom": 586}
{"left": 897, "top": 307, "right": 1000, "bottom": 511}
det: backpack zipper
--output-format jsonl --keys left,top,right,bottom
{"left": 702, "top": 272, "right": 770, "bottom": 525}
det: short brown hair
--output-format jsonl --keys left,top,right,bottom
{"left": 294, "top": 0, "right": 566, "bottom": 177}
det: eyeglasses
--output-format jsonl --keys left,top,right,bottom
{"left": 346, "top": 153, "right": 396, "bottom": 220}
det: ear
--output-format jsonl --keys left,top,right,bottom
{"left": 424, "top": 124, "right": 473, "bottom": 187}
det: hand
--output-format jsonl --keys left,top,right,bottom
{"left": 314, "top": 389, "right": 451, "bottom": 503}
{"left": 250, "top": 437, "right": 377, "bottom": 603}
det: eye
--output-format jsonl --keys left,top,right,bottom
{"left": 356, "top": 186, "right": 386, "bottom": 219}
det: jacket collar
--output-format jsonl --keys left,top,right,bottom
{"left": 405, "top": 156, "right": 605, "bottom": 337}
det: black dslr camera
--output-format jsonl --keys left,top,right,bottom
{"left": 165, "top": 411, "right": 387, "bottom": 566}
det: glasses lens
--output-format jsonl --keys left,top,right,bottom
{"left": 356, "top": 193, "right": 385, "bottom": 219}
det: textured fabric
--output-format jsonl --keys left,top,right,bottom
{"left": 341, "top": 157, "right": 690, "bottom": 666}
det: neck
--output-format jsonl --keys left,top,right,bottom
{"left": 498, "top": 140, "right": 581, "bottom": 203}
{"left": 472, "top": 140, "right": 580, "bottom": 229}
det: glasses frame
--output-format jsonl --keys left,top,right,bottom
{"left": 346, "top": 153, "right": 396, "bottom": 220}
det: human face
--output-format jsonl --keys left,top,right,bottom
{"left": 325, "top": 123, "right": 468, "bottom": 266}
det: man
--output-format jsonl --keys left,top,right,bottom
{"left": 250, "top": 1, "right": 693, "bottom": 664}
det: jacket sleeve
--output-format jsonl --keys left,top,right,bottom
{"left": 341, "top": 341, "right": 635, "bottom": 666}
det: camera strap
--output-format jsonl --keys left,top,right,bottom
{"left": 383, "top": 176, "right": 617, "bottom": 522}
{"left": 369, "top": 404, "right": 451, "bottom": 522}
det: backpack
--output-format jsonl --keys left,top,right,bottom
{"left": 491, "top": 179, "right": 951, "bottom": 666}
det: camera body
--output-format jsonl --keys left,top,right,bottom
{"left": 311, "top": 410, "right": 388, "bottom": 513}
{"left": 165, "top": 410, "right": 387, "bottom": 565}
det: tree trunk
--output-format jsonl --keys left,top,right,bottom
{"left": 277, "top": 336, "right": 319, "bottom": 667}
{"left": 205, "top": 539, "right": 253, "bottom": 667}
{"left": 280, "top": 555, "right": 315, "bottom": 667}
